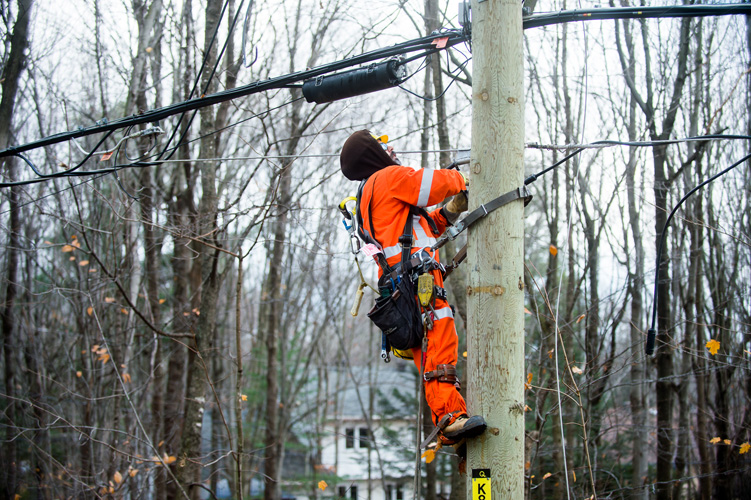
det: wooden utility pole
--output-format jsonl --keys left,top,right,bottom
{"left": 466, "top": 0, "right": 525, "bottom": 498}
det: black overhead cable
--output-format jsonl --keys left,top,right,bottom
{"left": 521, "top": 3, "right": 751, "bottom": 29}
{"left": 157, "top": 0, "right": 236, "bottom": 161}
{"left": 3, "top": 3, "right": 751, "bottom": 168}
{"left": 645, "top": 150, "right": 751, "bottom": 356}
{"left": 0, "top": 31, "right": 467, "bottom": 160}
{"left": 522, "top": 134, "right": 751, "bottom": 357}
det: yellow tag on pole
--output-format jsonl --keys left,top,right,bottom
{"left": 472, "top": 469, "right": 491, "bottom": 500}
{"left": 417, "top": 273, "right": 434, "bottom": 307}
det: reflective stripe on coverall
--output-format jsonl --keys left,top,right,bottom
{"left": 360, "top": 164, "right": 467, "bottom": 426}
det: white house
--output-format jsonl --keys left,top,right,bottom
{"left": 284, "top": 364, "right": 453, "bottom": 500}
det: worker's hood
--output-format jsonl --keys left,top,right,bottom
{"left": 340, "top": 130, "right": 394, "bottom": 181}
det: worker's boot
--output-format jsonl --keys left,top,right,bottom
{"left": 442, "top": 414, "right": 487, "bottom": 441}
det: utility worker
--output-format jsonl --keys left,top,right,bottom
{"left": 340, "top": 129, "right": 487, "bottom": 443}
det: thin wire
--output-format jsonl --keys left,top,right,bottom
{"left": 552, "top": 8, "right": 591, "bottom": 498}
{"left": 2, "top": 97, "right": 304, "bottom": 188}
{"left": 527, "top": 134, "right": 751, "bottom": 151}
{"left": 155, "top": 96, "right": 304, "bottom": 160}
{"left": 398, "top": 51, "right": 471, "bottom": 102}
{"left": 241, "top": 0, "right": 257, "bottom": 68}
{"left": 71, "top": 126, "right": 164, "bottom": 157}
{"left": 9, "top": 131, "right": 750, "bottom": 189}
{"left": 523, "top": 135, "right": 751, "bottom": 185}
{"left": 157, "top": 0, "right": 233, "bottom": 161}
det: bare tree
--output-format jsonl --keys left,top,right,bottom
{"left": 0, "top": 0, "right": 33, "bottom": 497}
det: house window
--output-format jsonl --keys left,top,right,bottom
{"left": 338, "top": 486, "right": 357, "bottom": 500}
{"left": 345, "top": 428, "right": 355, "bottom": 449}
{"left": 358, "top": 427, "right": 371, "bottom": 448}
{"left": 386, "top": 485, "right": 393, "bottom": 500}
{"left": 396, "top": 484, "right": 403, "bottom": 500}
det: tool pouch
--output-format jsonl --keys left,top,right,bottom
{"left": 367, "top": 277, "right": 423, "bottom": 351}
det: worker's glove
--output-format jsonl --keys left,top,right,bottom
{"left": 443, "top": 191, "right": 468, "bottom": 223}
{"left": 447, "top": 191, "right": 468, "bottom": 213}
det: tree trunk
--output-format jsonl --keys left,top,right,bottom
{"left": 0, "top": 0, "right": 33, "bottom": 496}
{"left": 615, "top": 12, "right": 692, "bottom": 498}
{"left": 175, "top": 0, "right": 224, "bottom": 497}
{"left": 163, "top": 9, "right": 196, "bottom": 497}
{"left": 261, "top": 159, "right": 293, "bottom": 500}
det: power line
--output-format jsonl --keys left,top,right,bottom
{"left": 522, "top": 3, "right": 751, "bottom": 29}
{"left": 0, "top": 30, "right": 468, "bottom": 159}
{"left": 646, "top": 150, "right": 751, "bottom": 355}
{"left": 2, "top": 3, "right": 750, "bottom": 166}
{"left": 524, "top": 134, "right": 751, "bottom": 185}
{"left": 4, "top": 133, "right": 747, "bottom": 188}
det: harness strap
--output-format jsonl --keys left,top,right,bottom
{"left": 399, "top": 207, "right": 415, "bottom": 266}
{"left": 356, "top": 180, "right": 394, "bottom": 274}
{"left": 442, "top": 245, "right": 467, "bottom": 279}
{"left": 424, "top": 364, "right": 460, "bottom": 388}
{"left": 357, "top": 178, "right": 441, "bottom": 277}
{"left": 382, "top": 250, "right": 447, "bottom": 286}
{"left": 432, "top": 185, "right": 533, "bottom": 251}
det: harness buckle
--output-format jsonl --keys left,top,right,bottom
{"left": 446, "top": 222, "right": 464, "bottom": 240}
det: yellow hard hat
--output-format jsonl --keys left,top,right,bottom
{"left": 370, "top": 133, "right": 388, "bottom": 144}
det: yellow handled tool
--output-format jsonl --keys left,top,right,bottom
{"left": 417, "top": 273, "right": 434, "bottom": 307}
{"left": 351, "top": 282, "right": 366, "bottom": 317}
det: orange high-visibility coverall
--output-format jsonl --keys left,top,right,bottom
{"left": 360, "top": 164, "right": 467, "bottom": 426}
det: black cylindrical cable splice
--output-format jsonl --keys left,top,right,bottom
{"left": 302, "top": 58, "right": 407, "bottom": 104}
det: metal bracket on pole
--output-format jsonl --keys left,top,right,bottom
{"left": 459, "top": 2, "right": 472, "bottom": 29}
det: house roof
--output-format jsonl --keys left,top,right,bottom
{"left": 328, "top": 364, "right": 418, "bottom": 420}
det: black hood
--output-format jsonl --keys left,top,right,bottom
{"left": 339, "top": 130, "right": 394, "bottom": 181}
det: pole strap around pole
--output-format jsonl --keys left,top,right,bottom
{"left": 432, "top": 185, "right": 533, "bottom": 252}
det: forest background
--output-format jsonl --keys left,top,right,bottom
{"left": 1, "top": 0, "right": 750, "bottom": 499}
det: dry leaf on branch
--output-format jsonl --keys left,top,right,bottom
{"left": 421, "top": 449, "right": 436, "bottom": 464}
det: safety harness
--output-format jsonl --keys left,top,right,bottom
{"left": 339, "top": 175, "right": 533, "bottom": 469}
{"left": 340, "top": 179, "right": 533, "bottom": 359}
{"left": 354, "top": 178, "right": 448, "bottom": 359}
